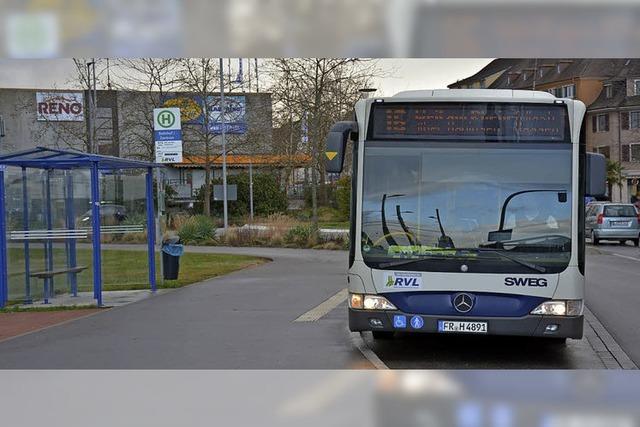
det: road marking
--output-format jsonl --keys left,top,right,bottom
{"left": 294, "top": 288, "right": 348, "bottom": 322}
{"left": 349, "top": 330, "right": 389, "bottom": 370}
{"left": 612, "top": 253, "right": 640, "bottom": 262}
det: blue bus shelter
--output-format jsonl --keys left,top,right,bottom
{"left": 0, "top": 147, "right": 162, "bottom": 308}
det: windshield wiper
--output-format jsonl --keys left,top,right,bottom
{"left": 459, "top": 248, "right": 547, "bottom": 273}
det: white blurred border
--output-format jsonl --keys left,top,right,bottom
{"left": 2, "top": 1, "right": 640, "bottom": 57}
{"left": 1, "top": 370, "right": 639, "bottom": 427}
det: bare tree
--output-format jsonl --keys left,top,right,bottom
{"left": 266, "top": 58, "right": 382, "bottom": 225}
{"left": 12, "top": 58, "right": 112, "bottom": 152}
{"left": 110, "top": 59, "right": 181, "bottom": 161}
{"left": 172, "top": 58, "right": 254, "bottom": 216}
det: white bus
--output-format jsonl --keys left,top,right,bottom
{"left": 325, "top": 89, "right": 606, "bottom": 342}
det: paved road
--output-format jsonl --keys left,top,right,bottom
{"left": 0, "top": 246, "right": 367, "bottom": 369}
{"left": 0, "top": 244, "right": 634, "bottom": 369}
{"left": 585, "top": 241, "right": 640, "bottom": 366}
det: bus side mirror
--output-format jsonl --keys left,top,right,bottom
{"left": 586, "top": 153, "right": 606, "bottom": 197}
{"left": 325, "top": 121, "right": 357, "bottom": 174}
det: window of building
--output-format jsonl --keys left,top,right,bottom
{"left": 620, "top": 111, "right": 640, "bottom": 130}
{"left": 605, "top": 84, "right": 613, "bottom": 98}
{"left": 562, "top": 84, "right": 575, "bottom": 98}
{"left": 592, "top": 113, "right": 610, "bottom": 132}
{"left": 631, "top": 111, "right": 640, "bottom": 129}
{"left": 634, "top": 79, "right": 640, "bottom": 95}
{"left": 632, "top": 144, "right": 640, "bottom": 162}
{"left": 595, "top": 146, "right": 611, "bottom": 159}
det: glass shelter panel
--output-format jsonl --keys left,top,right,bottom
{"left": 97, "top": 170, "right": 154, "bottom": 289}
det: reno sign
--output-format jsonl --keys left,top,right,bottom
{"left": 36, "top": 92, "right": 84, "bottom": 122}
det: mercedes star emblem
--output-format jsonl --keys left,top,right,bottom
{"left": 453, "top": 293, "right": 474, "bottom": 313}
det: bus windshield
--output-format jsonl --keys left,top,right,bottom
{"left": 361, "top": 142, "right": 573, "bottom": 274}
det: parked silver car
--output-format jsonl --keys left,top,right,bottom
{"left": 586, "top": 203, "right": 640, "bottom": 246}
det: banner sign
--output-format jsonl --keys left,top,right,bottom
{"left": 36, "top": 92, "right": 84, "bottom": 122}
{"left": 210, "top": 95, "right": 247, "bottom": 134}
{"left": 161, "top": 94, "right": 247, "bottom": 134}
{"left": 153, "top": 107, "right": 183, "bottom": 163}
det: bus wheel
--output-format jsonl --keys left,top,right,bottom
{"left": 372, "top": 331, "right": 395, "bottom": 340}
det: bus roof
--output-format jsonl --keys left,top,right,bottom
{"left": 391, "top": 89, "right": 556, "bottom": 100}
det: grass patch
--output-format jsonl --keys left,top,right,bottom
{"left": 6, "top": 248, "right": 267, "bottom": 301}
{"left": 107, "top": 252, "right": 268, "bottom": 290}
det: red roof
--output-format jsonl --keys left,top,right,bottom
{"left": 173, "top": 153, "right": 311, "bottom": 168}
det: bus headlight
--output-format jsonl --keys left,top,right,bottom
{"left": 349, "top": 293, "right": 397, "bottom": 310}
{"left": 531, "top": 300, "right": 583, "bottom": 316}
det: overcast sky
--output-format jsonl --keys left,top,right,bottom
{"left": 0, "top": 58, "right": 491, "bottom": 95}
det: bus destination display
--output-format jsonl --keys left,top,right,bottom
{"left": 371, "top": 103, "right": 568, "bottom": 141}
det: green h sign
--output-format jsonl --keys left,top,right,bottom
{"left": 157, "top": 110, "right": 176, "bottom": 128}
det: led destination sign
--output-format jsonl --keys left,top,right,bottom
{"left": 371, "top": 103, "right": 568, "bottom": 142}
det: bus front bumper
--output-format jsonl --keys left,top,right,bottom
{"left": 349, "top": 309, "right": 583, "bottom": 339}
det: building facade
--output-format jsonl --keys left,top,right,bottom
{"left": 0, "top": 87, "right": 312, "bottom": 205}
{"left": 450, "top": 59, "right": 640, "bottom": 202}
{"left": 0, "top": 88, "right": 273, "bottom": 157}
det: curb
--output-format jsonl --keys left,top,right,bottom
{"left": 584, "top": 306, "right": 638, "bottom": 370}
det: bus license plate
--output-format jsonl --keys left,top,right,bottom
{"left": 438, "top": 320, "right": 488, "bottom": 334}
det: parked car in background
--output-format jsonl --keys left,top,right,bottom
{"left": 79, "top": 204, "right": 127, "bottom": 226}
{"left": 586, "top": 202, "right": 640, "bottom": 246}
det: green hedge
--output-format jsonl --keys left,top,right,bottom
{"left": 194, "top": 172, "right": 288, "bottom": 218}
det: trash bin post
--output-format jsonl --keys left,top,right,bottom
{"left": 161, "top": 241, "right": 184, "bottom": 280}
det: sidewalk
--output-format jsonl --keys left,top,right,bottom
{"left": 0, "top": 309, "right": 102, "bottom": 343}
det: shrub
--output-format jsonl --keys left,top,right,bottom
{"left": 121, "top": 212, "right": 147, "bottom": 226}
{"left": 284, "top": 224, "right": 318, "bottom": 247}
{"left": 210, "top": 172, "right": 289, "bottom": 218}
{"left": 178, "top": 215, "right": 217, "bottom": 244}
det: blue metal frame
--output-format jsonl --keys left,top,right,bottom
{"left": 0, "top": 167, "right": 7, "bottom": 307}
{"left": 0, "top": 147, "right": 162, "bottom": 309}
{"left": 21, "top": 167, "right": 31, "bottom": 304}
{"left": 90, "top": 163, "right": 103, "bottom": 307}
{"left": 0, "top": 147, "right": 159, "bottom": 170}
{"left": 44, "top": 169, "right": 53, "bottom": 304}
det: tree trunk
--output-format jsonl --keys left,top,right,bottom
{"left": 204, "top": 164, "right": 211, "bottom": 216}
{"left": 311, "top": 141, "right": 318, "bottom": 226}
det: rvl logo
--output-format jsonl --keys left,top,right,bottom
{"left": 386, "top": 273, "right": 422, "bottom": 288}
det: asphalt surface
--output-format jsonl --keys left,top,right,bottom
{"left": 585, "top": 241, "right": 640, "bottom": 366}
{"left": 0, "top": 244, "right": 636, "bottom": 369}
{"left": 0, "top": 246, "right": 367, "bottom": 369}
